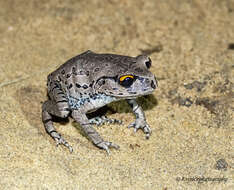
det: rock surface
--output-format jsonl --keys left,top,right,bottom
{"left": 0, "top": 0, "right": 233, "bottom": 189}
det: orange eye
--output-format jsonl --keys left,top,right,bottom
{"left": 119, "top": 75, "right": 135, "bottom": 87}
{"left": 119, "top": 75, "right": 134, "bottom": 82}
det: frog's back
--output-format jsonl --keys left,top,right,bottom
{"left": 48, "top": 50, "right": 136, "bottom": 84}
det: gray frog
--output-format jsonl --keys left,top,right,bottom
{"left": 42, "top": 50, "right": 157, "bottom": 154}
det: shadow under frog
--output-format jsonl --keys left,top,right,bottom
{"left": 14, "top": 85, "right": 70, "bottom": 134}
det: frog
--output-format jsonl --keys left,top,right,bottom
{"left": 42, "top": 50, "right": 157, "bottom": 154}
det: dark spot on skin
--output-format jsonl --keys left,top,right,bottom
{"left": 57, "top": 92, "right": 64, "bottom": 95}
{"left": 94, "top": 68, "right": 99, "bottom": 72}
{"left": 68, "top": 83, "right": 73, "bottom": 89}
{"left": 66, "top": 73, "right": 71, "bottom": 78}
{"left": 109, "top": 91, "right": 113, "bottom": 94}
{"left": 89, "top": 83, "right": 93, "bottom": 87}
{"left": 76, "top": 83, "right": 81, "bottom": 88}
{"left": 58, "top": 76, "right": 62, "bottom": 81}
{"left": 65, "top": 81, "right": 68, "bottom": 85}
{"left": 61, "top": 70, "right": 65, "bottom": 74}
{"left": 78, "top": 70, "right": 85, "bottom": 75}
{"left": 89, "top": 81, "right": 94, "bottom": 87}
{"left": 83, "top": 84, "right": 88, "bottom": 89}
{"left": 118, "top": 93, "right": 123, "bottom": 95}
{"left": 112, "top": 88, "right": 118, "bottom": 90}
{"left": 72, "top": 67, "right": 77, "bottom": 75}
{"left": 86, "top": 71, "right": 89, "bottom": 76}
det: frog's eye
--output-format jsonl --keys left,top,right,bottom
{"left": 145, "top": 57, "right": 152, "bottom": 69}
{"left": 119, "top": 75, "right": 135, "bottom": 87}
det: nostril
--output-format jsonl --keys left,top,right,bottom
{"left": 151, "top": 80, "right": 156, "bottom": 89}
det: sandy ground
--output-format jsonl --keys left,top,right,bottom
{"left": 0, "top": 0, "right": 233, "bottom": 189}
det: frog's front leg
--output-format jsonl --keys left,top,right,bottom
{"left": 72, "top": 110, "right": 119, "bottom": 154}
{"left": 127, "top": 99, "right": 152, "bottom": 139}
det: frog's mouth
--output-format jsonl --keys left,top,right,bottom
{"left": 105, "top": 88, "right": 155, "bottom": 99}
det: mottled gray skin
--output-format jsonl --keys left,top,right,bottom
{"left": 42, "top": 50, "right": 157, "bottom": 154}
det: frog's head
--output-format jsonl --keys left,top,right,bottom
{"left": 94, "top": 55, "right": 158, "bottom": 98}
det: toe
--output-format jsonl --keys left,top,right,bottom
{"left": 128, "top": 122, "right": 136, "bottom": 129}
{"left": 143, "top": 125, "right": 152, "bottom": 139}
{"left": 103, "top": 145, "right": 110, "bottom": 155}
{"left": 109, "top": 142, "right": 120, "bottom": 149}
{"left": 96, "top": 141, "right": 119, "bottom": 154}
{"left": 55, "top": 137, "right": 73, "bottom": 152}
{"left": 68, "top": 146, "right": 73, "bottom": 153}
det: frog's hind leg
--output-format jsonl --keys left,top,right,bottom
{"left": 42, "top": 85, "right": 73, "bottom": 152}
{"left": 88, "top": 116, "right": 122, "bottom": 126}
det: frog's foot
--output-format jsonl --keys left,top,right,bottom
{"left": 96, "top": 141, "right": 120, "bottom": 155}
{"left": 50, "top": 131, "right": 73, "bottom": 153}
{"left": 89, "top": 116, "right": 122, "bottom": 126}
{"left": 128, "top": 119, "right": 152, "bottom": 139}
